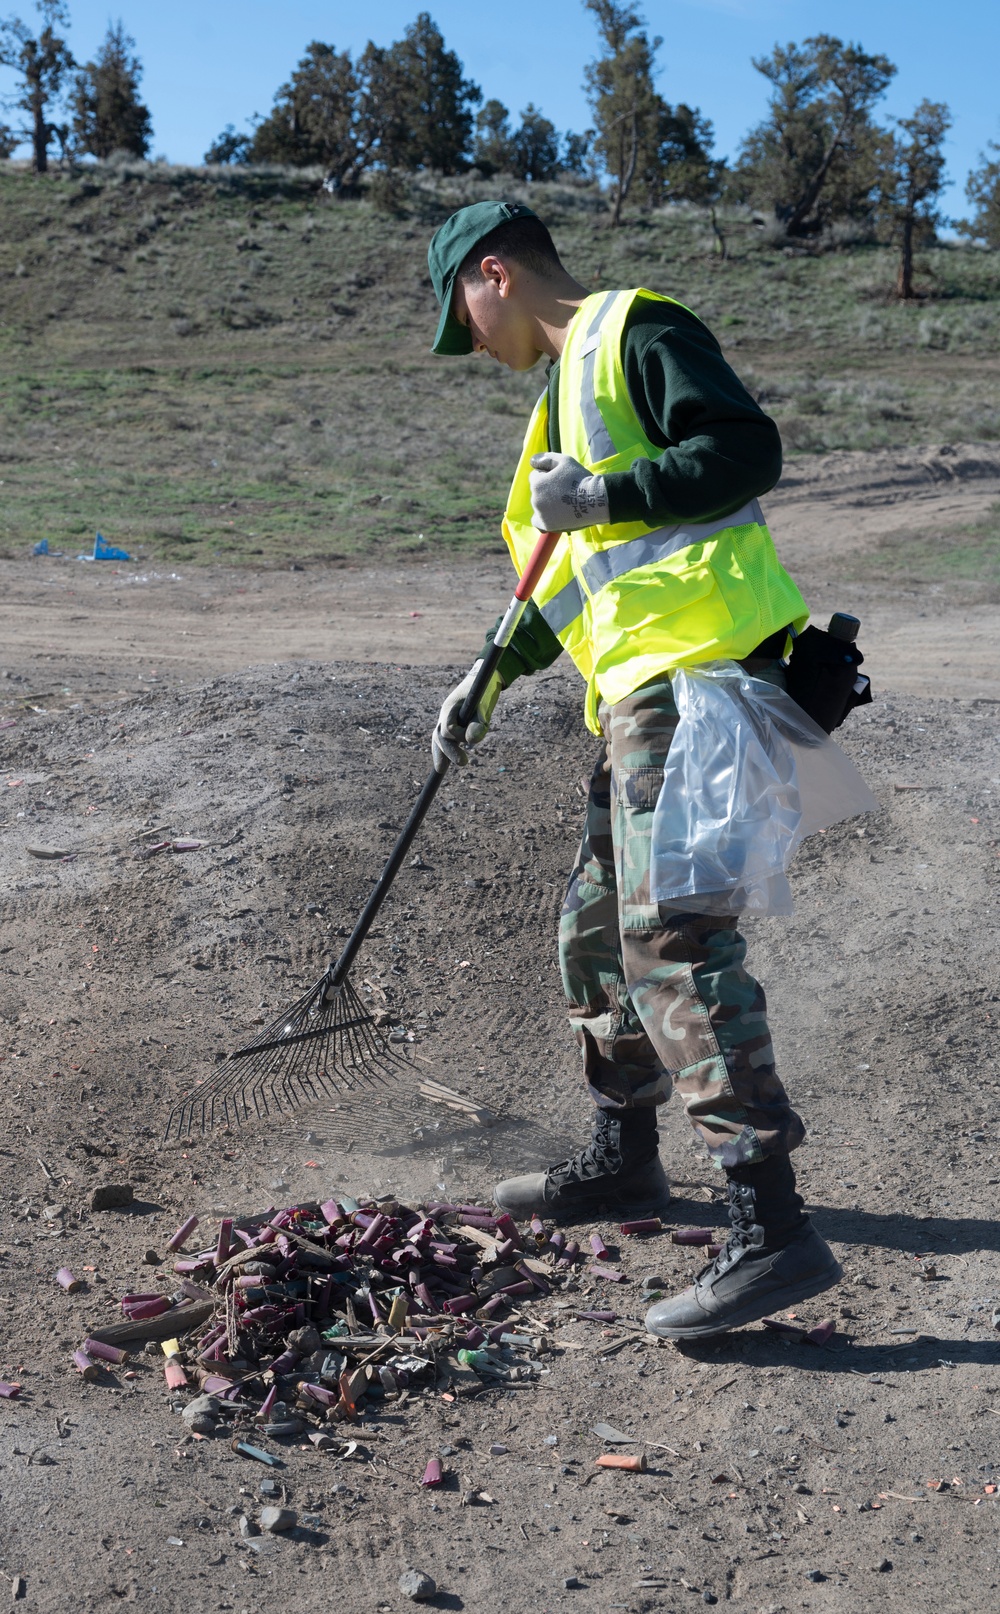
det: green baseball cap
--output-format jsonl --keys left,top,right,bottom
{"left": 428, "top": 199, "right": 538, "bottom": 355}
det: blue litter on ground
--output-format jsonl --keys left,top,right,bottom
{"left": 32, "top": 538, "right": 49, "bottom": 555}
{"left": 93, "top": 532, "right": 131, "bottom": 561}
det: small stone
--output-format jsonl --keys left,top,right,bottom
{"left": 259, "top": 1478, "right": 280, "bottom": 1498}
{"left": 703, "top": 1594, "right": 718, "bottom": 1606}
{"left": 286, "top": 1323, "right": 322, "bottom": 1355}
{"left": 182, "top": 1394, "right": 220, "bottom": 1436}
{"left": 489, "top": 1443, "right": 508, "bottom": 1456}
{"left": 259, "top": 1506, "right": 296, "bottom": 1534}
{"left": 399, "top": 1569, "right": 436, "bottom": 1600}
{"left": 875, "top": 1558, "right": 893, "bottom": 1573}
{"left": 90, "top": 1183, "right": 134, "bottom": 1211}
{"left": 563, "top": 1577, "right": 583, "bottom": 1590}
{"left": 791, "top": 1482, "right": 811, "bottom": 1494}
{"left": 805, "top": 1569, "right": 825, "bottom": 1583}
{"left": 544, "top": 1434, "right": 558, "bottom": 1446}
{"left": 238, "top": 1515, "right": 259, "bottom": 1539}
{"left": 771, "top": 1424, "right": 791, "bottom": 1436}
{"left": 640, "top": 1274, "right": 665, "bottom": 1290}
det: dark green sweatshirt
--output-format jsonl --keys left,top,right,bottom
{"left": 485, "top": 294, "right": 783, "bottom": 686}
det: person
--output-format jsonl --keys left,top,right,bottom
{"left": 426, "top": 199, "right": 842, "bottom": 1340}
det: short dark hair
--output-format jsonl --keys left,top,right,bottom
{"left": 456, "top": 214, "right": 563, "bottom": 284}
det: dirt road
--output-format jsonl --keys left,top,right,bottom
{"left": 3, "top": 443, "right": 999, "bottom": 706}
{"left": 1, "top": 445, "right": 999, "bottom": 1613}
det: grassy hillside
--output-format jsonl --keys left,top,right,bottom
{"left": 1, "top": 162, "right": 998, "bottom": 566}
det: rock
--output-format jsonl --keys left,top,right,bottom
{"left": 143, "top": 1248, "right": 160, "bottom": 1264}
{"left": 238, "top": 1515, "right": 259, "bottom": 1538}
{"left": 286, "top": 1323, "right": 322, "bottom": 1355}
{"left": 90, "top": 1183, "right": 134, "bottom": 1211}
{"left": 399, "top": 1569, "right": 436, "bottom": 1601}
{"left": 259, "top": 1478, "right": 281, "bottom": 1498}
{"left": 875, "top": 1559, "right": 893, "bottom": 1573}
{"left": 182, "top": 1394, "right": 220, "bottom": 1436}
{"left": 264, "top": 1419, "right": 306, "bottom": 1438}
{"left": 563, "top": 1576, "right": 583, "bottom": 1589}
{"left": 640, "top": 1274, "right": 665, "bottom": 1290}
{"left": 805, "top": 1569, "right": 825, "bottom": 1582}
{"left": 259, "top": 1506, "right": 297, "bottom": 1534}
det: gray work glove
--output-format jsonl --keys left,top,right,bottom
{"left": 529, "top": 451, "right": 609, "bottom": 532}
{"left": 432, "top": 660, "right": 504, "bottom": 773}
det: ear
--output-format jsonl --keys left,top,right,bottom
{"left": 479, "top": 254, "right": 512, "bottom": 299}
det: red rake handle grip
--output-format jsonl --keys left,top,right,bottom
{"left": 327, "top": 530, "right": 562, "bottom": 991}
{"left": 456, "top": 530, "right": 561, "bottom": 729}
{"left": 515, "top": 529, "right": 561, "bottom": 600}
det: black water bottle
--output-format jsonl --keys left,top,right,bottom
{"left": 828, "top": 611, "right": 861, "bottom": 643}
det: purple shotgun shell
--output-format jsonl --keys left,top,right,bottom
{"left": 123, "top": 1297, "right": 171, "bottom": 1321}
{"left": 497, "top": 1280, "right": 534, "bottom": 1298}
{"left": 493, "top": 1212, "right": 522, "bottom": 1248}
{"left": 0, "top": 1382, "right": 21, "bottom": 1398}
{"left": 215, "top": 1218, "right": 233, "bottom": 1264}
{"left": 420, "top": 1458, "right": 443, "bottom": 1487}
{"left": 558, "top": 1240, "right": 580, "bottom": 1267}
{"left": 72, "top": 1350, "right": 100, "bottom": 1381}
{"left": 806, "top": 1319, "right": 836, "bottom": 1346}
{"left": 166, "top": 1214, "right": 198, "bottom": 1253}
{"left": 443, "top": 1293, "right": 478, "bottom": 1315}
{"left": 589, "top": 1233, "right": 610, "bottom": 1261}
{"left": 83, "top": 1337, "right": 128, "bottom": 1364}
{"left": 620, "top": 1217, "right": 662, "bottom": 1236}
{"left": 671, "top": 1227, "right": 716, "bottom": 1245}
{"left": 494, "top": 1237, "right": 516, "bottom": 1262}
{"left": 257, "top": 1384, "right": 278, "bottom": 1422}
{"left": 575, "top": 1309, "right": 617, "bottom": 1323}
{"left": 56, "top": 1267, "right": 82, "bottom": 1293}
{"left": 588, "top": 1264, "right": 627, "bottom": 1283}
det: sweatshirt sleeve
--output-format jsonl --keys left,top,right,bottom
{"left": 480, "top": 597, "right": 563, "bottom": 688}
{"left": 602, "top": 306, "right": 783, "bottom": 526}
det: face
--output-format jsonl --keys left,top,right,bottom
{"left": 451, "top": 256, "right": 545, "bottom": 372}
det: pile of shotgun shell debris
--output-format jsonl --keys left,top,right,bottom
{"left": 68, "top": 1200, "right": 687, "bottom": 1453}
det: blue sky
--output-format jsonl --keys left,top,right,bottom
{"left": 2, "top": 1, "right": 997, "bottom": 219}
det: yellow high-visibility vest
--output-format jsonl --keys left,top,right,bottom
{"left": 502, "top": 288, "right": 809, "bottom": 733}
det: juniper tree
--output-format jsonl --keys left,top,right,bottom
{"left": 71, "top": 20, "right": 151, "bottom": 159}
{"left": 876, "top": 100, "right": 951, "bottom": 299}
{"left": 962, "top": 142, "right": 1000, "bottom": 249}
{"left": 736, "top": 35, "right": 895, "bottom": 236}
{"left": 0, "top": 0, "right": 74, "bottom": 173}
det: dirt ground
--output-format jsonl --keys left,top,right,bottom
{"left": 1, "top": 445, "right": 999, "bottom": 1614}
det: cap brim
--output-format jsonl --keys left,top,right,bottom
{"left": 431, "top": 277, "right": 473, "bottom": 356}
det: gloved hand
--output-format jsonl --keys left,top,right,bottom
{"left": 432, "top": 660, "right": 504, "bottom": 773}
{"left": 529, "top": 452, "right": 609, "bottom": 532}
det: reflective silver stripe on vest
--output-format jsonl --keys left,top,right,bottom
{"left": 539, "top": 574, "right": 587, "bottom": 636}
{"left": 537, "top": 499, "right": 763, "bottom": 639}
{"left": 581, "top": 501, "right": 763, "bottom": 596}
{"left": 579, "top": 292, "right": 617, "bottom": 464}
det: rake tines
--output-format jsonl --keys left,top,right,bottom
{"left": 163, "top": 975, "right": 406, "bottom": 1140}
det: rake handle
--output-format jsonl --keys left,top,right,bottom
{"left": 326, "top": 530, "right": 561, "bottom": 991}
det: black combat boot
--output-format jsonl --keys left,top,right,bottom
{"left": 493, "top": 1107, "right": 670, "bottom": 1221}
{"left": 644, "top": 1153, "right": 841, "bottom": 1339}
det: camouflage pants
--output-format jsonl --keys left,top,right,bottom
{"left": 558, "top": 674, "right": 804, "bottom": 1168}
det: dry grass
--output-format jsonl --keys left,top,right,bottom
{"left": 0, "top": 163, "right": 998, "bottom": 565}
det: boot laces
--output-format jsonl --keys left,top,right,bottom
{"left": 547, "top": 1113, "right": 622, "bottom": 1188}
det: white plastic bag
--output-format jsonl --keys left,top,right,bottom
{"left": 650, "top": 662, "right": 878, "bottom": 916}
